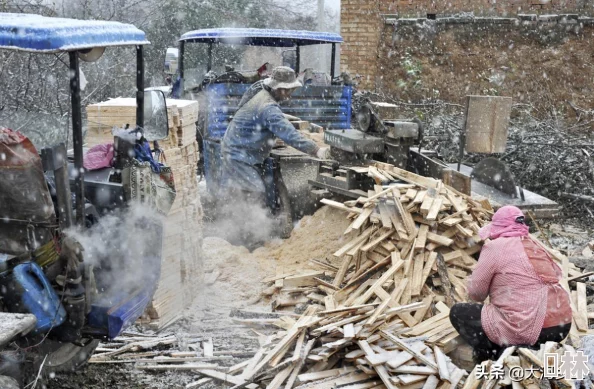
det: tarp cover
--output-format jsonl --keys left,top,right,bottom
{"left": 0, "top": 128, "right": 56, "bottom": 254}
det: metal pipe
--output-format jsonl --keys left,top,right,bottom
{"left": 295, "top": 45, "right": 300, "bottom": 74}
{"left": 136, "top": 45, "right": 144, "bottom": 129}
{"left": 179, "top": 41, "right": 185, "bottom": 79}
{"left": 69, "top": 51, "right": 85, "bottom": 227}
{"left": 457, "top": 96, "right": 470, "bottom": 172}
{"left": 330, "top": 43, "right": 336, "bottom": 79}
{"left": 207, "top": 42, "right": 213, "bottom": 72}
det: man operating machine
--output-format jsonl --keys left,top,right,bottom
{"left": 219, "top": 66, "right": 330, "bottom": 245}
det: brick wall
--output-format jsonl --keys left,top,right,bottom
{"left": 341, "top": 0, "right": 594, "bottom": 90}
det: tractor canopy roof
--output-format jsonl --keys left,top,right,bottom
{"left": 0, "top": 13, "right": 149, "bottom": 53}
{"left": 179, "top": 28, "right": 342, "bottom": 47}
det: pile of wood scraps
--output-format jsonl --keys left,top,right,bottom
{"left": 266, "top": 162, "right": 492, "bottom": 318}
{"left": 464, "top": 344, "right": 580, "bottom": 389}
{"left": 234, "top": 162, "right": 492, "bottom": 388}
{"left": 89, "top": 332, "right": 238, "bottom": 377}
{"left": 92, "top": 157, "right": 591, "bottom": 388}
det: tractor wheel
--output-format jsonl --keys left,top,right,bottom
{"left": 276, "top": 180, "right": 294, "bottom": 239}
{"left": 34, "top": 339, "right": 99, "bottom": 374}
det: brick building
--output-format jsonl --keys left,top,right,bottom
{"left": 340, "top": 1, "right": 594, "bottom": 110}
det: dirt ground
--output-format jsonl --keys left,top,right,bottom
{"left": 43, "top": 203, "right": 593, "bottom": 389}
{"left": 44, "top": 206, "right": 351, "bottom": 389}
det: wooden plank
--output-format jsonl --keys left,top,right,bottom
{"left": 411, "top": 253, "right": 426, "bottom": 297}
{"left": 195, "top": 369, "right": 257, "bottom": 388}
{"left": 405, "top": 188, "right": 418, "bottom": 200}
{"left": 362, "top": 229, "right": 396, "bottom": 252}
{"left": 420, "top": 197, "right": 434, "bottom": 216}
{"left": 333, "top": 256, "right": 353, "bottom": 287}
{"left": 426, "top": 232, "right": 454, "bottom": 247}
{"left": 408, "top": 312, "right": 450, "bottom": 336}
{"left": 384, "top": 165, "right": 440, "bottom": 189}
{"left": 419, "top": 252, "right": 437, "bottom": 291}
{"left": 357, "top": 340, "right": 399, "bottom": 389}
{"left": 414, "top": 296, "right": 435, "bottom": 323}
{"left": 203, "top": 338, "right": 214, "bottom": 357}
{"left": 324, "top": 296, "right": 336, "bottom": 311}
{"left": 433, "top": 346, "right": 451, "bottom": 382}
{"left": 284, "top": 339, "right": 315, "bottom": 389}
{"left": 333, "top": 227, "right": 375, "bottom": 257}
{"left": 448, "top": 368, "right": 466, "bottom": 389}
{"left": 441, "top": 218, "right": 462, "bottom": 227}
{"left": 576, "top": 282, "right": 588, "bottom": 331}
{"left": 321, "top": 198, "right": 363, "bottom": 214}
{"left": 365, "top": 295, "right": 394, "bottom": 326}
{"left": 319, "top": 303, "right": 380, "bottom": 316}
{"left": 421, "top": 375, "right": 440, "bottom": 389}
{"left": 354, "top": 259, "right": 404, "bottom": 305}
{"left": 442, "top": 250, "right": 463, "bottom": 263}
{"left": 378, "top": 202, "right": 394, "bottom": 229}
{"left": 400, "top": 255, "right": 414, "bottom": 305}
{"left": 267, "top": 365, "right": 295, "bottom": 389}
{"left": 363, "top": 184, "right": 401, "bottom": 203}
{"left": 413, "top": 190, "right": 427, "bottom": 204}
{"left": 391, "top": 366, "right": 437, "bottom": 375}
{"left": 415, "top": 225, "right": 429, "bottom": 251}
{"left": 392, "top": 189, "right": 416, "bottom": 236}
{"left": 297, "top": 366, "right": 358, "bottom": 382}
{"left": 246, "top": 327, "right": 302, "bottom": 379}
{"left": 380, "top": 331, "right": 438, "bottom": 370}
{"left": 461, "top": 365, "right": 482, "bottom": 389}
{"left": 426, "top": 198, "right": 443, "bottom": 221}
{"left": 284, "top": 271, "right": 325, "bottom": 287}
{"left": 436, "top": 253, "right": 454, "bottom": 306}
{"left": 455, "top": 224, "right": 473, "bottom": 238}
{"left": 350, "top": 207, "right": 375, "bottom": 232}
{"left": 241, "top": 349, "right": 265, "bottom": 379}
{"left": 344, "top": 324, "right": 356, "bottom": 339}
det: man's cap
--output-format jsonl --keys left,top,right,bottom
{"left": 263, "top": 66, "right": 302, "bottom": 90}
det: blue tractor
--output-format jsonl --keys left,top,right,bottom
{"left": 0, "top": 13, "right": 172, "bottom": 387}
{"left": 168, "top": 28, "right": 353, "bottom": 234}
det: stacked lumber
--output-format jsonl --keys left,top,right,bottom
{"left": 85, "top": 97, "right": 175, "bottom": 147}
{"left": 145, "top": 99, "right": 202, "bottom": 329}
{"left": 167, "top": 100, "right": 199, "bottom": 148}
{"left": 85, "top": 98, "right": 203, "bottom": 329}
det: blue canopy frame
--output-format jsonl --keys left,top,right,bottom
{"left": 179, "top": 28, "right": 342, "bottom": 47}
{"left": 178, "top": 27, "right": 343, "bottom": 80}
{"left": 0, "top": 13, "right": 149, "bottom": 52}
{"left": 0, "top": 13, "right": 149, "bottom": 226}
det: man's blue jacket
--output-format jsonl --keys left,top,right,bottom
{"left": 220, "top": 88, "right": 319, "bottom": 192}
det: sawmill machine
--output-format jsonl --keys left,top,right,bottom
{"left": 309, "top": 96, "right": 560, "bottom": 218}
{"left": 0, "top": 14, "right": 172, "bottom": 388}
{"left": 167, "top": 28, "right": 353, "bottom": 232}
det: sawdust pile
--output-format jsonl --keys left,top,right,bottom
{"left": 198, "top": 206, "right": 349, "bottom": 309}
{"left": 253, "top": 205, "right": 352, "bottom": 274}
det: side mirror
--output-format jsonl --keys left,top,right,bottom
{"left": 164, "top": 47, "right": 179, "bottom": 75}
{"left": 143, "top": 90, "right": 169, "bottom": 141}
